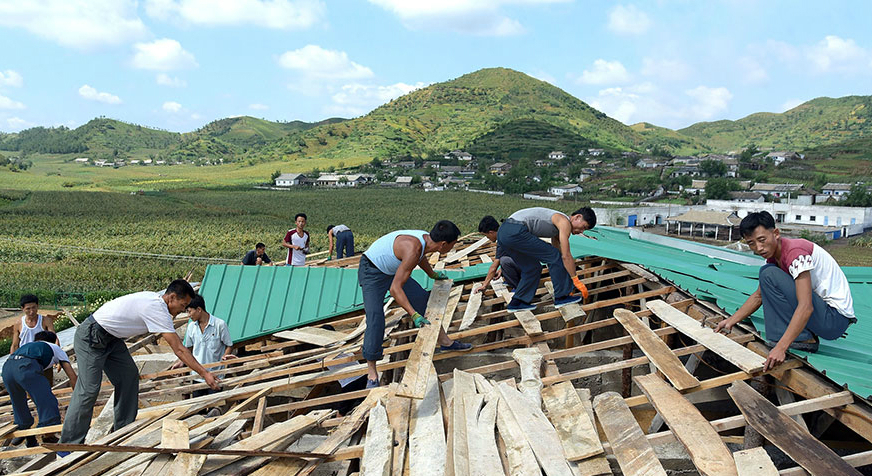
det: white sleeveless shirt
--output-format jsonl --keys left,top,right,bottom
{"left": 19, "top": 314, "right": 45, "bottom": 346}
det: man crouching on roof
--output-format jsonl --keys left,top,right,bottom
{"left": 359, "top": 220, "right": 473, "bottom": 388}
{"left": 715, "top": 211, "right": 856, "bottom": 371}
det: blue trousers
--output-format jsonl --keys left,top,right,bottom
{"left": 497, "top": 220, "right": 573, "bottom": 304}
{"left": 2, "top": 356, "right": 60, "bottom": 430}
{"left": 499, "top": 255, "right": 521, "bottom": 290}
{"left": 359, "top": 255, "right": 429, "bottom": 361}
{"left": 336, "top": 231, "right": 355, "bottom": 259}
{"left": 759, "top": 264, "right": 854, "bottom": 346}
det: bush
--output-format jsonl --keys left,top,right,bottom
{"left": 799, "top": 229, "right": 830, "bottom": 246}
{"left": 850, "top": 236, "right": 872, "bottom": 248}
{"left": 0, "top": 337, "right": 10, "bottom": 356}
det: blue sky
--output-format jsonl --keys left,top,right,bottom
{"left": 1, "top": 0, "right": 871, "bottom": 133}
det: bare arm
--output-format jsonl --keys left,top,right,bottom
{"left": 163, "top": 332, "right": 220, "bottom": 390}
{"left": 390, "top": 237, "right": 425, "bottom": 318}
{"left": 715, "top": 287, "right": 763, "bottom": 332}
{"left": 328, "top": 230, "right": 335, "bottom": 256}
{"left": 552, "top": 216, "right": 577, "bottom": 278}
{"left": 474, "top": 259, "right": 502, "bottom": 293}
{"left": 10, "top": 322, "right": 20, "bottom": 353}
{"left": 45, "top": 316, "right": 59, "bottom": 344}
{"left": 222, "top": 345, "right": 236, "bottom": 360}
{"left": 60, "top": 361, "right": 77, "bottom": 390}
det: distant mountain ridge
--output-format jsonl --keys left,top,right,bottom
{"left": 2, "top": 68, "right": 871, "bottom": 162}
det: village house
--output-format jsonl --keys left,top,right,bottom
{"left": 578, "top": 168, "right": 596, "bottom": 182}
{"left": 393, "top": 161, "right": 416, "bottom": 169}
{"left": 685, "top": 180, "right": 707, "bottom": 194}
{"left": 275, "top": 173, "right": 309, "bottom": 187}
{"left": 669, "top": 165, "right": 700, "bottom": 178}
{"left": 821, "top": 183, "right": 853, "bottom": 201}
{"left": 548, "top": 151, "right": 566, "bottom": 160}
{"left": 586, "top": 159, "right": 603, "bottom": 167}
{"left": 750, "top": 182, "right": 803, "bottom": 199}
{"left": 423, "top": 161, "right": 441, "bottom": 169}
{"left": 74, "top": 157, "right": 89, "bottom": 163}
{"left": 489, "top": 162, "right": 511, "bottom": 176}
{"left": 636, "top": 157, "right": 667, "bottom": 169}
{"left": 314, "top": 174, "right": 368, "bottom": 187}
{"left": 535, "top": 159, "right": 554, "bottom": 167}
{"left": 585, "top": 148, "right": 605, "bottom": 157}
{"left": 548, "top": 183, "right": 583, "bottom": 197}
{"left": 766, "top": 151, "right": 801, "bottom": 166}
{"left": 394, "top": 176, "right": 413, "bottom": 187}
{"left": 729, "top": 191, "right": 765, "bottom": 203}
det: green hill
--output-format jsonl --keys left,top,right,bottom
{"left": 630, "top": 122, "right": 711, "bottom": 155}
{"left": 264, "top": 68, "right": 647, "bottom": 161}
{"left": 678, "top": 96, "right": 872, "bottom": 152}
{"left": 187, "top": 116, "right": 346, "bottom": 149}
{"left": 466, "top": 118, "right": 600, "bottom": 160}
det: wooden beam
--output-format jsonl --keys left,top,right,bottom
{"left": 734, "top": 448, "right": 778, "bottom": 476}
{"left": 593, "top": 391, "right": 667, "bottom": 476}
{"left": 491, "top": 279, "right": 543, "bottom": 336}
{"left": 361, "top": 400, "right": 392, "bottom": 476}
{"left": 408, "top": 368, "right": 446, "bottom": 476}
{"left": 398, "top": 280, "right": 453, "bottom": 399}
{"left": 540, "top": 381, "right": 603, "bottom": 461}
{"left": 614, "top": 309, "right": 700, "bottom": 391}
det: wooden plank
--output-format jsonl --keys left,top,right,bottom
{"left": 775, "top": 387, "right": 810, "bottom": 432}
{"left": 443, "top": 285, "right": 464, "bottom": 332}
{"left": 619, "top": 263, "right": 660, "bottom": 282}
{"left": 494, "top": 393, "right": 539, "bottom": 476}
{"left": 634, "top": 373, "right": 736, "bottom": 476}
{"left": 385, "top": 394, "right": 412, "bottom": 476}
{"left": 545, "top": 282, "right": 585, "bottom": 321}
{"left": 614, "top": 309, "right": 700, "bottom": 391}
{"left": 572, "top": 388, "right": 611, "bottom": 476}
{"left": 593, "top": 392, "right": 666, "bottom": 476}
{"left": 734, "top": 448, "right": 778, "bottom": 476}
{"left": 273, "top": 327, "right": 347, "bottom": 347}
{"left": 252, "top": 396, "right": 267, "bottom": 435}
{"left": 362, "top": 400, "right": 392, "bottom": 476}
{"left": 541, "top": 381, "right": 603, "bottom": 461}
{"left": 459, "top": 291, "right": 482, "bottom": 331}
{"left": 465, "top": 395, "right": 503, "bottom": 476}
{"left": 779, "top": 450, "right": 872, "bottom": 476}
{"left": 42, "top": 443, "right": 328, "bottom": 458}
{"left": 479, "top": 254, "right": 492, "bottom": 263}
{"left": 647, "top": 300, "right": 765, "bottom": 373}
{"left": 446, "top": 237, "right": 489, "bottom": 263}
{"left": 408, "top": 367, "right": 446, "bottom": 476}
{"left": 727, "top": 381, "right": 862, "bottom": 476}
{"left": 491, "top": 279, "right": 543, "bottom": 336}
{"left": 451, "top": 369, "right": 476, "bottom": 476}
{"left": 496, "top": 383, "right": 574, "bottom": 476}
{"left": 398, "top": 280, "right": 454, "bottom": 399}
{"left": 161, "top": 420, "right": 189, "bottom": 449}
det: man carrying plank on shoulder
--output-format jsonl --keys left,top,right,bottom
{"left": 60, "top": 279, "right": 221, "bottom": 448}
{"left": 483, "top": 207, "right": 596, "bottom": 312}
{"left": 360, "top": 221, "right": 473, "bottom": 388}
{"left": 715, "top": 211, "right": 857, "bottom": 371}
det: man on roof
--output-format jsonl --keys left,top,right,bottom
{"left": 359, "top": 221, "right": 473, "bottom": 388}
{"left": 481, "top": 207, "right": 596, "bottom": 312}
{"left": 716, "top": 211, "right": 856, "bottom": 371}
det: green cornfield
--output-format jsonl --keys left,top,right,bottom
{"left": 0, "top": 187, "right": 588, "bottom": 307}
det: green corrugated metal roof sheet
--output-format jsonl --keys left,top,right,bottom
{"left": 572, "top": 226, "right": 872, "bottom": 398}
{"left": 200, "top": 262, "right": 492, "bottom": 343}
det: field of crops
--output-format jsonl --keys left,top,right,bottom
{"left": 0, "top": 187, "right": 587, "bottom": 307}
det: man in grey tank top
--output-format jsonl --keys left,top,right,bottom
{"left": 494, "top": 207, "right": 597, "bottom": 311}
{"left": 358, "top": 220, "right": 473, "bottom": 388}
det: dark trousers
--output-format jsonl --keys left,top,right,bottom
{"left": 359, "top": 255, "right": 429, "bottom": 361}
{"left": 499, "top": 255, "right": 521, "bottom": 290}
{"left": 336, "top": 231, "right": 355, "bottom": 259}
{"left": 497, "top": 220, "right": 572, "bottom": 304}
{"left": 759, "top": 264, "right": 855, "bottom": 347}
{"left": 61, "top": 316, "right": 140, "bottom": 445}
{"left": 2, "top": 357, "right": 60, "bottom": 430}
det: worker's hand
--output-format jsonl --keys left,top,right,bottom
{"left": 764, "top": 347, "right": 787, "bottom": 372}
{"left": 221, "top": 354, "right": 238, "bottom": 361}
{"left": 714, "top": 318, "right": 734, "bottom": 334}
{"left": 327, "top": 256, "right": 332, "bottom": 261}
{"left": 494, "top": 268, "right": 502, "bottom": 279}
{"left": 472, "top": 282, "right": 487, "bottom": 294}
{"left": 412, "top": 312, "right": 430, "bottom": 328}
{"left": 256, "top": 257, "right": 263, "bottom": 265}
{"left": 204, "top": 371, "right": 221, "bottom": 391}
{"left": 170, "top": 360, "right": 184, "bottom": 370}
{"left": 432, "top": 271, "right": 449, "bottom": 280}
{"left": 572, "top": 276, "right": 589, "bottom": 299}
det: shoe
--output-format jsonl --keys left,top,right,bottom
{"left": 206, "top": 408, "right": 222, "bottom": 418}
{"left": 10, "top": 436, "right": 25, "bottom": 446}
{"left": 507, "top": 298, "right": 536, "bottom": 312}
{"left": 57, "top": 451, "right": 70, "bottom": 458}
{"left": 365, "top": 379, "right": 380, "bottom": 389}
{"left": 42, "top": 434, "right": 59, "bottom": 444}
{"left": 24, "top": 436, "right": 38, "bottom": 448}
{"left": 554, "top": 294, "right": 582, "bottom": 308}
{"left": 439, "top": 341, "right": 474, "bottom": 352}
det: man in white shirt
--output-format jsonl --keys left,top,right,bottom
{"left": 60, "top": 280, "right": 220, "bottom": 447}
{"left": 172, "top": 295, "right": 235, "bottom": 399}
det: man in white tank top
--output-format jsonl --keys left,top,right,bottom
{"left": 11, "top": 294, "right": 55, "bottom": 354}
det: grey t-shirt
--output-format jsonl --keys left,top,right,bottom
{"left": 508, "top": 207, "right": 568, "bottom": 238}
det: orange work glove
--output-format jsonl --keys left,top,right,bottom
{"left": 572, "top": 276, "right": 589, "bottom": 299}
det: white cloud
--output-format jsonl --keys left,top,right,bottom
{"left": 736, "top": 57, "right": 768, "bottom": 84}
{"left": 607, "top": 4, "right": 651, "bottom": 35}
{"left": 780, "top": 98, "right": 805, "bottom": 112}
{"left": 190, "top": 113, "right": 202, "bottom": 120}
{"left": 0, "top": 70, "right": 23, "bottom": 88}
{"left": 78, "top": 85, "right": 122, "bottom": 104}
{"left": 279, "top": 45, "right": 373, "bottom": 79}
{"left": 0, "top": 94, "right": 25, "bottom": 110}
{"left": 249, "top": 103, "right": 269, "bottom": 110}
{"left": 807, "top": 35, "right": 869, "bottom": 73}
{"left": 156, "top": 73, "right": 187, "bottom": 87}
{"left": 132, "top": 39, "right": 198, "bottom": 71}
{"left": 144, "top": 0, "right": 325, "bottom": 29}
{"left": 0, "top": 0, "right": 148, "bottom": 50}
{"left": 328, "top": 81, "right": 427, "bottom": 116}
{"left": 685, "top": 86, "right": 732, "bottom": 120}
{"left": 4, "top": 117, "right": 33, "bottom": 131}
{"left": 368, "top": 0, "right": 568, "bottom": 36}
{"left": 577, "top": 59, "right": 630, "bottom": 85}
{"left": 641, "top": 58, "right": 692, "bottom": 81}
{"left": 162, "top": 101, "right": 182, "bottom": 113}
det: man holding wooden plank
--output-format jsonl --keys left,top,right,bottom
{"left": 359, "top": 221, "right": 473, "bottom": 388}
{"left": 716, "top": 211, "right": 856, "bottom": 371}
{"left": 481, "top": 207, "right": 596, "bottom": 312}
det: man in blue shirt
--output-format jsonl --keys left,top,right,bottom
{"left": 172, "top": 295, "right": 235, "bottom": 401}
{"left": 2, "top": 331, "right": 77, "bottom": 447}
